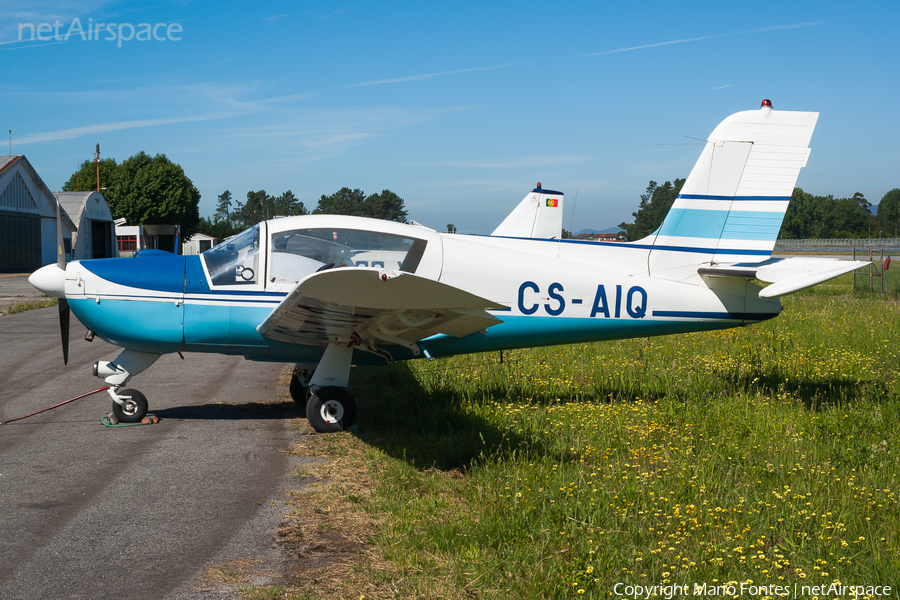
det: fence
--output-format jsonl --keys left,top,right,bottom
{"left": 775, "top": 237, "right": 900, "bottom": 250}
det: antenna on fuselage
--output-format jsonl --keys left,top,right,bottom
{"left": 568, "top": 187, "right": 578, "bottom": 236}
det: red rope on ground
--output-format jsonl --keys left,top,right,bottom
{"left": 1, "top": 387, "right": 109, "bottom": 424}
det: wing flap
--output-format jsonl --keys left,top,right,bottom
{"left": 257, "top": 268, "right": 503, "bottom": 347}
{"left": 299, "top": 267, "right": 506, "bottom": 310}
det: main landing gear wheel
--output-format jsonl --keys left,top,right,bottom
{"left": 306, "top": 387, "right": 356, "bottom": 433}
{"left": 112, "top": 388, "right": 148, "bottom": 423}
{"left": 289, "top": 373, "right": 308, "bottom": 406}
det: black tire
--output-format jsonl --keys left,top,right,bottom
{"left": 112, "top": 388, "right": 148, "bottom": 423}
{"left": 306, "top": 387, "right": 356, "bottom": 433}
{"left": 289, "top": 373, "right": 308, "bottom": 406}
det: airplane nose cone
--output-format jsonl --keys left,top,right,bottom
{"left": 28, "top": 263, "right": 67, "bottom": 298}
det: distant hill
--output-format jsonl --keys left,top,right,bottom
{"left": 578, "top": 226, "right": 624, "bottom": 235}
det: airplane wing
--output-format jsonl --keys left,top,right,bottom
{"left": 699, "top": 257, "right": 869, "bottom": 298}
{"left": 256, "top": 267, "right": 504, "bottom": 355}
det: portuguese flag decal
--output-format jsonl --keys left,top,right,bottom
{"left": 546, "top": 198, "right": 559, "bottom": 207}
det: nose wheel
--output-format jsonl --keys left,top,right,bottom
{"left": 111, "top": 388, "right": 148, "bottom": 423}
{"left": 306, "top": 387, "right": 356, "bottom": 433}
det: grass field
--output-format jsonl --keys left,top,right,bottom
{"left": 2, "top": 296, "right": 57, "bottom": 315}
{"left": 253, "top": 274, "right": 900, "bottom": 599}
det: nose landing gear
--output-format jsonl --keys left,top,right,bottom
{"left": 111, "top": 388, "right": 149, "bottom": 423}
{"left": 94, "top": 350, "right": 160, "bottom": 424}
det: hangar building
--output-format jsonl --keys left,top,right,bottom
{"left": 0, "top": 156, "right": 117, "bottom": 271}
{"left": 54, "top": 191, "right": 118, "bottom": 261}
{"left": 0, "top": 155, "right": 75, "bottom": 271}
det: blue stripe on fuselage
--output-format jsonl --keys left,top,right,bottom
{"left": 484, "top": 235, "right": 771, "bottom": 255}
{"left": 385, "top": 312, "right": 777, "bottom": 362}
{"left": 80, "top": 254, "right": 186, "bottom": 293}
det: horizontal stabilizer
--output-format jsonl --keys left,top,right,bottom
{"left": 492, "top": 185, "right": 564, "bottom": 239}
{"left": 699, "top": 257, "right": 869, "bottom": 298}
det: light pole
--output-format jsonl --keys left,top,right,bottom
{"left": 94, "top": 143, "right": 101, "bottom": 192}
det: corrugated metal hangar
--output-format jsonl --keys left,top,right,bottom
{"left": 54, "top": 191, "right": 117, "bottom": 261}
{"left": 0, "top": 156, "right": 116, "bottom": 272}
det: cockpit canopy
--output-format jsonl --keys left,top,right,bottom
{"left": 200, "top": 221, "right": 431, "bottom": 287}
{"left": 269, "top": 228, "right": 426, "bottom": 284}
{"left": 203, "top": 224, "right": 261, "bottom": 286}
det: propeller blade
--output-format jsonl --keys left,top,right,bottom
{"left": 55, "top": 192, "right": 69, "bottom": 365}
{"left": 59, "top": 297, "right": 70, "bottom": 365}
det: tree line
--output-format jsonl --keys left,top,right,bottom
{"left": 196, "top": 187, "right": 409, "bottom": 240}
{"left": 63, "top": 152, "right": 409, "bottom": 242}
{"left": 63, "top": 152, "right": 201, "bottom": 235}
{"left": 618, "top": 179, "right": 900, "bottom": 241}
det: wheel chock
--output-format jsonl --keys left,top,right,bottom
{"left": 101, "top": 413, "right": 159, "bottom": 427}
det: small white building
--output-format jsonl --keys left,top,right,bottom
{"left": 182, "top": 233, "right": 218, "bottom": 255}
{"left": 115, "top": 225, "right": 145, "bottom": 257}
{"left": 115, "top": 224, "right": 180, "bottom": 256}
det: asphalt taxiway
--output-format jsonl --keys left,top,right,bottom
{"left": 0, "top": 298, "right": 306, "bottom": 599}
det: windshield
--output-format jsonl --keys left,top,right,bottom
{"left": 270, "top": 228, "right": 425, "bottom": 284}
{"left": 202, "top": 225, "right": 260, "bottom": 286}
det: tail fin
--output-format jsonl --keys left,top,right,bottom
{"left": 647, "top": 101, "right": 818, "bottom": 280}
{"left": 492, "top": 184, "right": 564, "bottom": 239}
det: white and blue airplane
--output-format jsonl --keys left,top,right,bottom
{"left": 30, "top": 100, "right": 867, "bottom": 432}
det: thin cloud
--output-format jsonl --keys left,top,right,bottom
{"left": 433, "top": 179, "right": 528, "bottom": 193}
{"left": 14, "top": 114, "right": 228, "bottom": 145}
{"left": 415, "top": 155, "right": 588, "bottom": 169}
{"left": 0, "top": 39, "right": 68, "bottom": 50}
{"left": 262, "top": 14, "right": 287, "bottom": 22}
{"left": 575, "top": 21, "right": 825, "bottom": 57}
{"left": 340, "top": 62, "right": 520, "bottom": 88}
{"left": 304, "top": 9, "right": 345, "bottom": 21}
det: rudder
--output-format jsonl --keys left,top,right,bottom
{"left": 647, "top": 101, "right": 818, "bottom": 281}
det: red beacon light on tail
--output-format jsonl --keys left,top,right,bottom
{"left": 761, "top": 99, "right": 773, "bottom": 108}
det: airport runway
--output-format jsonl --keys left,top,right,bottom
{"left": 0, "top": 301, "right": 306, "bottom": 599}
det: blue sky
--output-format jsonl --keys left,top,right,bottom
{"left": 2, "top": 1, "right": 898, "bottom": 233}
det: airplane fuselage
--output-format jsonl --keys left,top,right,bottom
{"left": 61, "top": 214, "right": 780, "bottom": 368}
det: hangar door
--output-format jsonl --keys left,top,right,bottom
{"left": 0, "top": 211, "right": 41, "bottom": 271}
{"left": 91, "top": 219, "right": 115, "bottom": 258}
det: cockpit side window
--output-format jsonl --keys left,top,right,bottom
{"left": 270, "top": 228, "right": 424, "bottom": 284}
{"left": 202, "top": 225, "right": 260, "bottom": 286}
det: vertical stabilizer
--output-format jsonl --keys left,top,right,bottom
{"left": 647, "top": 101, "right": 818, "bottom": 281}
{"left": 492, "top": 184, "right": 564, "bottom": 239}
